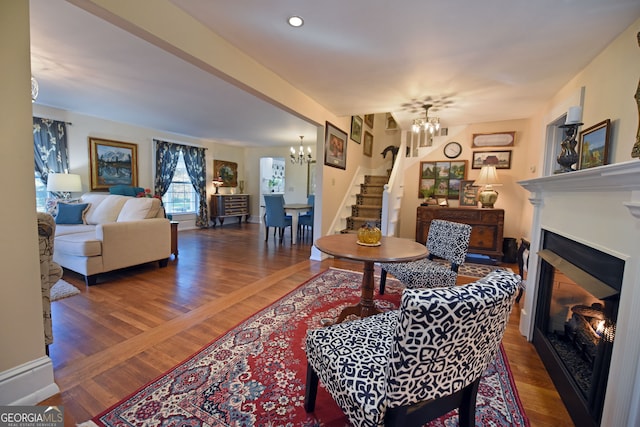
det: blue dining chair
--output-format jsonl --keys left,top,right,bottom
{"left": 263, "top": 194, "right": 292, "bottom": 243}
{"left": 298, "top": 195, "right": 314, "bottom": 241}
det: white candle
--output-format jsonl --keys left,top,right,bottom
{"left": 566, "top": 106, "right": 582, "bottom": 124}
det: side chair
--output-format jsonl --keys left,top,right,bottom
{"left": 304, "top": 269, "right": 521, "bottom": 427}
{"left": 379, "top": 219, "right": 472, "bottom": 294}
{"left": 263, "top": 194, "right": 292, "bottom": 243}
{"left": 298, "top": 194, "right": 314, "bottom": 241}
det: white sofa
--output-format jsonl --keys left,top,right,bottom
{"left": 53, "top": 193, "right": 171, "bottom": 285}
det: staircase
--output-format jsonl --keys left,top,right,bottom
{"left": 340, "top": 174, "right": 389, "bottom": 234}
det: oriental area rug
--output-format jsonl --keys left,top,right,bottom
{"left": 84, "top": 268, "right": 528, "bottom": 427}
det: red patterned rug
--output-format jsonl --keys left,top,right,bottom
{"left": 86, "top": 268, "right": 529, "bottom": 427}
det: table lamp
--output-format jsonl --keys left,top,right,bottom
{"left": 47, "top": 173, "right": 82, "bottom": 200}
{"left": 212, "top": 177, "right": 224, "bottom": 194}
{"left": 473, "top": 157, "right": 502, "bottom": 208}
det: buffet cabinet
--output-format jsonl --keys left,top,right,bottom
{"left": 416, "top": 206, "right": 505, "bottom": 262}
{"left": 210, "top": 194, "right": 250, "bottom": 227}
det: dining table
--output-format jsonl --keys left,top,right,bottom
{"left": 283, "top": 203, "right": 312, "bottom": 244}
{"left": 314, "top": 233, "right": 428, "bottom": 324}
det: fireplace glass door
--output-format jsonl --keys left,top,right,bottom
{"left": 534, "top": 231, "right": 623, "bottom": 427}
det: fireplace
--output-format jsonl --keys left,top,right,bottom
{"left": 518, "top": 160, "right": 640, "bottom": 427}
{"left": 534, "top": 231, "right": 623, "bottom": 426}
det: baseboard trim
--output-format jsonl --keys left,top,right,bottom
{"left": 0, "top": 356, "right": 59, "bottom": 405}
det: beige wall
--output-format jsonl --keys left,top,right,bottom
{"left": 398, "top": 17, "right": 640, "bottom": 243}
{"left": 0, "top": 0, "right": 47, "bottom": 373}
{"left": 397, "top": 119, "right": 531, "bottom": 241}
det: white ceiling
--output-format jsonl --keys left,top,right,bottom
{"left": 30, "top": 0, "right": 640, "bottom": 147}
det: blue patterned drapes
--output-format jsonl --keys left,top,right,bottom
{"left": 154, "top": 139, "right": 208, "bottom": 228}
{"left": 154, "top": 140, "right": 181, "bottom": 197}
{"left": 33, "top": 117, "right": 69, "bottom": 188}
{"left": 182, "top": 145, "right": 208, "bottom": 227}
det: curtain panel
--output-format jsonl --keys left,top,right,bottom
{"left": 33, "top": 117, "right": 70, "bottom": 191}
{"left": 154, "top": 139, "right": 209, "bottom": 227}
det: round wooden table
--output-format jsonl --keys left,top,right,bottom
{"left": 315, "top": 234, "right": 428, "bottom": 323}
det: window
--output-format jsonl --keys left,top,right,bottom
{"left": 35, "top": 172, "right": 47, "bottom": 212}
{"left": 162, "top": 152, "right": 197, "bottom": 214}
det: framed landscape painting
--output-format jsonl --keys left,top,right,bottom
{"left": 89, "top": 137, "right": 138, "bottom": 191}
{"left": 472, "top": 150, "right": 512, "bottom": 169}
{"left": 419, "top": 160, "right": 467, "bottom": 199}
{"left": 213, "top": 160, "right": 238, "bottom": 187}
{"left": 578, "top": 119, "right": 611, "bottom": 169}
{"left": 350, "top": 115, "right": 363, "bottom": 144}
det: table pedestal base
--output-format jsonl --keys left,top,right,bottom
{"left": 334, "top": 261, "right": 381, "bottom": 324}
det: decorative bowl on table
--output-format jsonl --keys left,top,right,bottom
{"left": 357, "top": 223, "right": 382, "bottom": 246}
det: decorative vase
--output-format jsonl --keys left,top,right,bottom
{"left": 358, "top": 223, "right": 382, "bottom": 244}
{"left": 557, "top": 123, "right": 581, "bottom": 172}
{"left": 239, "top": 180, "right": 245, "bottom": 194}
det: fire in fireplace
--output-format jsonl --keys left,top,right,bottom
{"left": 534, "top": 231, "right": 623, "bottom": 427}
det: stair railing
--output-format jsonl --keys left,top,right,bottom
{"left": 381, "top": 132, "right": 409, "bottom": 236}
{"left": 327, "top": 165, "right": 368, "bottom": 234}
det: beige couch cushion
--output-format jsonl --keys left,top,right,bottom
{"left": 117, "top": 197, "right": 162, "bottom": 221}
{"left": 55, "top": 231, "right": 102, "bottom": 257}
{"left": 55, "top": 224, "right": 96, "bottom": 236}
{"left": 85, "top": 195, "right": 128, "bottom": 224}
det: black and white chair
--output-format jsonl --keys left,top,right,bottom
{"left": 379, "top": 219, "right": 472, "bottom": 294}
{"left": 304, "top": 269, "right": 521, "bottom": 427}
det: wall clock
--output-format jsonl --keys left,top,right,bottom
{"left": 444, "top": 141, "right": 462, "bottom": 159}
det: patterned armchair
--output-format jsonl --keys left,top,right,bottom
{"left": 37, "top": 212, "right": 63, "bottom": 349}
{"left": 304, "top": 269, "right": 520, "bottom": 427}
{"left": 379, "top": 219, "right": 472, "bottom": 294}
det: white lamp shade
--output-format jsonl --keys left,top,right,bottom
{"left": 473, "top": 165, "right": 501, "bottom": 187}
{"left": 47, "top": 173, "right": 82, "bottom": 193}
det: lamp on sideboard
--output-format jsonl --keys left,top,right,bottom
{"left": 473, "top": 156, "right": 502, "bottom": 208}
{"left": 46, "top": 173, "right": 82, "bottom": 200}
{"left": 212, "top": 177, "right": 224, "bottom": 194}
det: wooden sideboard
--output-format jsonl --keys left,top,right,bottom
{"left": 210, "top": 194, "right": 250, "bottom": 227}
{"left": 416, "top": 206, "right": 505, "bottom": 262}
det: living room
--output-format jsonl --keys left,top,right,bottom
{"left": 3, "top": 2, "right": 640, "bottom": 426}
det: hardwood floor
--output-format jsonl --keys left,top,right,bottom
{"left": 40, "top": 223, "right": 573, "bottom": 426}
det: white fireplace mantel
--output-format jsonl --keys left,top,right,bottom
{"left": 518, "top": 160, "right": 640, "bottom": 427}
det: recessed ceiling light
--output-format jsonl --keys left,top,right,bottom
{"left": 288, "top": 16, "right": 304, "bottom": 27}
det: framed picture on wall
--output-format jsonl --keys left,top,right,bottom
{"left": 472, "top": 150, "right": 512, "bottom": 169}
{"left": 350, "top": 115, "right": 363, "bottom": 144}
{"left": 364, "top": 114, "right": 374, "bottom": 128}
{"left": 459, "top": 179, "right": 479, "bottom": 207}
{"left": 578, "top": 119, "right": 611, "bottom": 169}
{"left": 213, "top": 159, "right": 238, "bottom": 187}
{"left": 324, "top": 121, "right": 348, "bottom": 170}
{"left": 363, "top": 131, "right": 373, "bottom": 157}
{"left": 418, "top": 160, "right": 467, "bottom": 199}
{"left": 89, "top": 137, "right": 138, "bottom": 191}
{"left": 307, "top": 161, "right": 316, "bottom": 196}
{"left": 472, "top": 131, "right": 515, "bottom": 147}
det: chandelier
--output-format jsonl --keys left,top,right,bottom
{"left": 412, "top": 104, "right": 440, "bottom": 134}
{"left": 290, "top": 135, "right": 312, "bottom": 165}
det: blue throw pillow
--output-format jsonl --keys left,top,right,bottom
{"left": 109, "top": 185, "right": 145, "bottom": 197}
{"left": 55, "top": 203, "right": 90, "bottom": 225}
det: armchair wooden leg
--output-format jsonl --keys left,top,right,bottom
{"left": 380, "top": 269, "right": 388, "bottom": 295}
{"left": 458, "top": 378, "right": 480, "bottom": 427}
{"left": 304, "top": 362, "right": 319, "bottom": 412}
